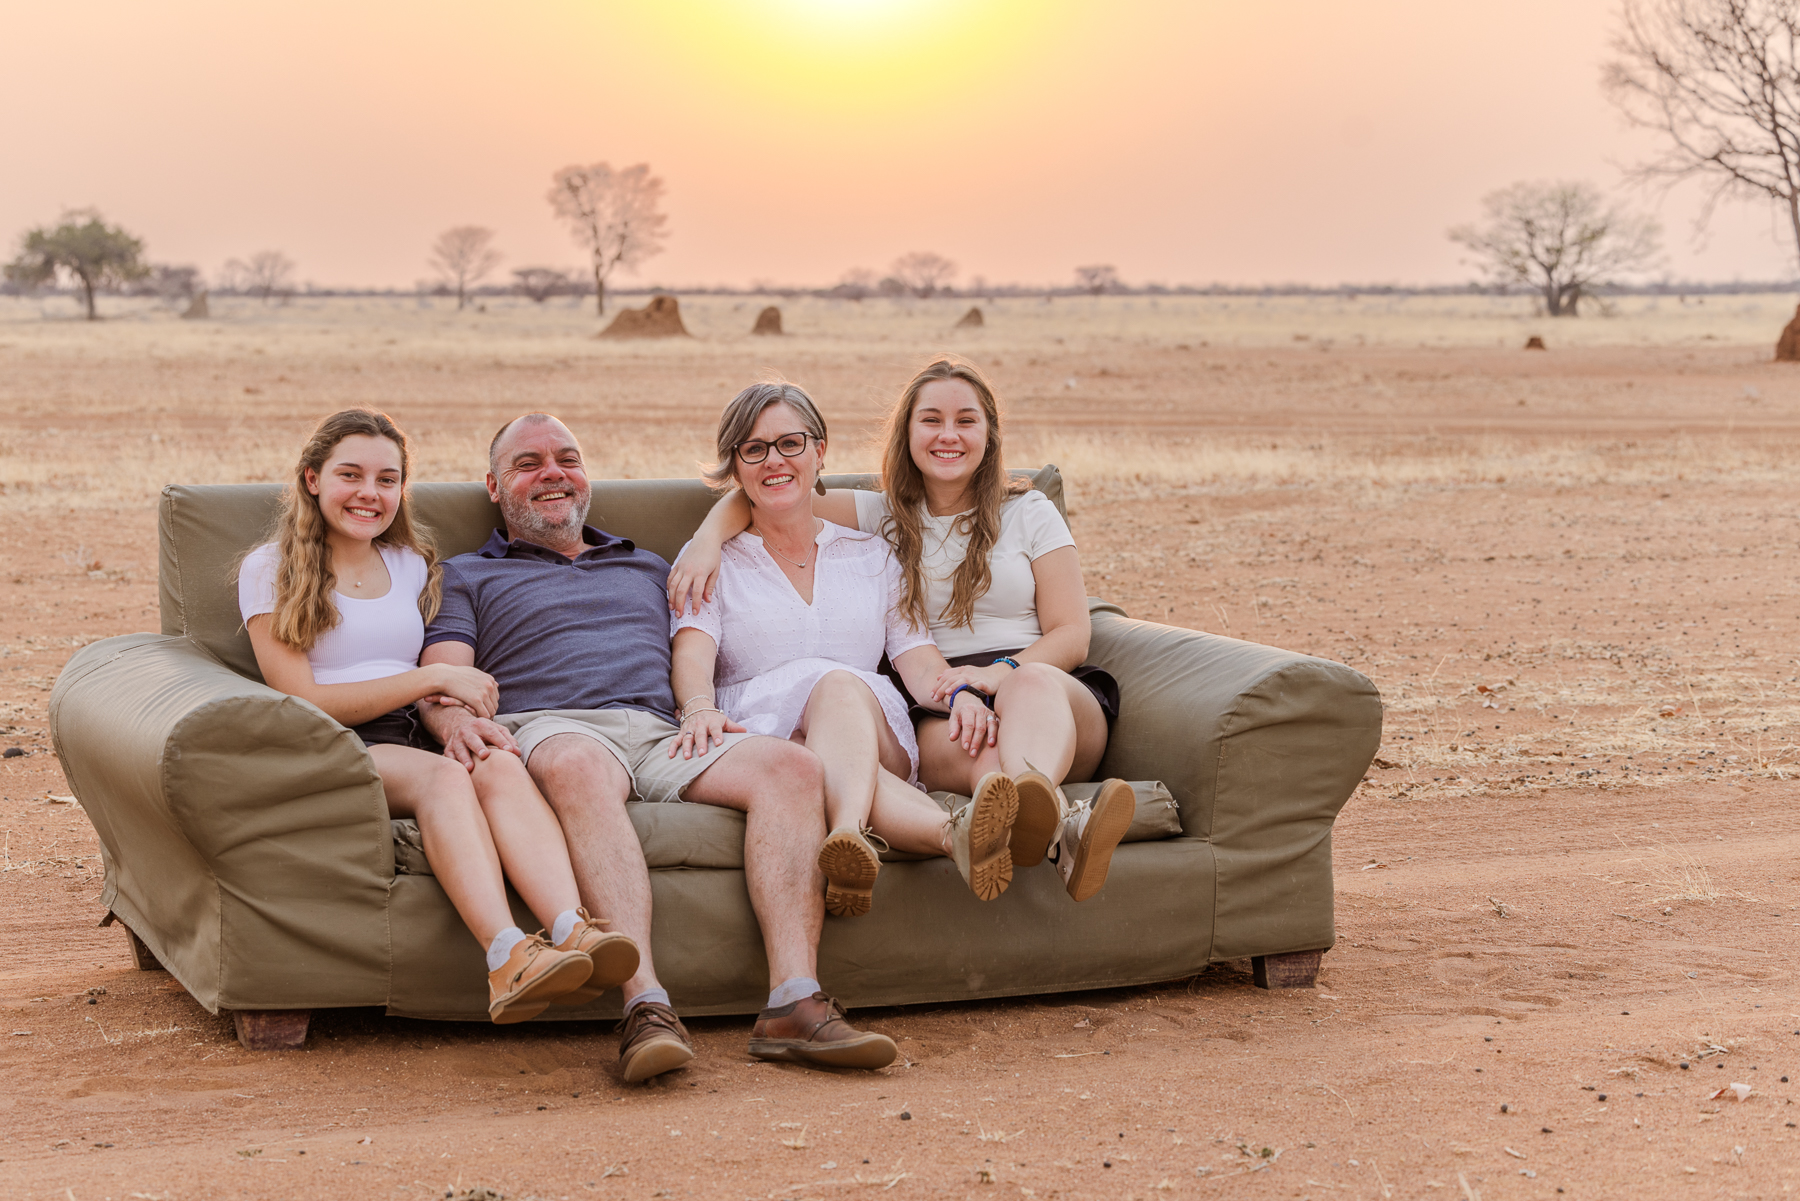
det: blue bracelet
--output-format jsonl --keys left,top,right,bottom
{"left": 994, "top": 657, "right": 1021, "bottom": 670}
{"left": 948, "top": 684, "right": 993, "bottom": 710}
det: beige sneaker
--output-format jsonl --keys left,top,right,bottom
{"left": 947, "top": 771, "right": 1019, "bottom": 901}
{"left": 487, "top": 934, "right": 593, "bottom": 1024}
{"left": 818, "top": 827, "right": 884, "bottom": 918}
{"left": 1049, "top": 778, "right": 1134, "bottom": 902}
{"left": 549, "top": 909, "right": 641, "bottom": 1007}
{"left": 1010, "top": 767, "right": 1066, "bottom": 868}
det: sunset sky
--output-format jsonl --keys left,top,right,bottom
{"left": 4, "top": 0, "right": 1794, "bottom": 290}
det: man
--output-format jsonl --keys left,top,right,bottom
{"left": 419, "top": 412, "right": 895, "bottom": 1083}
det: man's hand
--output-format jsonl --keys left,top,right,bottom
{"left": 439, "top": 711, "right": 521, "bottom": 771}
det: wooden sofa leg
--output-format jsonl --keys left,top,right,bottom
{"left": 124, "top": 926, "right": 166, "bottom": 972}
{"left": 233, "top": 1010, "right": 311, "bottom": 1051}
{"left": 1252, "top": 950, "right": 1322, "bottom": 989}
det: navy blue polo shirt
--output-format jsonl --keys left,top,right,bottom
{"left": 424, "top": 525, "right": 678, "bottom": 722}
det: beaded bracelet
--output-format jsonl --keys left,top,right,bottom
{"left": 994, "top": 656, "right": 1021, "bottom": 670}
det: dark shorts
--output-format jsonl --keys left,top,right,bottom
{"left": 892, "top": 649, "right": 1120, "bottom": 729}
{"left": 350, "top": 707, "right": 440, "bottom": 752}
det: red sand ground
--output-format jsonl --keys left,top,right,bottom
{"left": 2, "top": 342, "right": 1798, "bottom": 1200}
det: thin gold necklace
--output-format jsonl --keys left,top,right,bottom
{"left": 753, "top": 520, "right": 818, "bottom": 569}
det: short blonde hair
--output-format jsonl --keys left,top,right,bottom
{"left": 705, "top": 381, "right": 828, "bottom": 490}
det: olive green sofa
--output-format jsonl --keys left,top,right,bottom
{"left": 49, "top": 469, "right": 1381, "bottom": 1049}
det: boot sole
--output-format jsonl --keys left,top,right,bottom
{"left": 748, "top": 1032, "right": 898, "bottom": 1070}
{"left": 489, "top": 953, "right": 594, "bottom": 1024}
{"left": 818, "top": 830, "right": 880, "bottom": 918}
{"left": 621, "top": 1036, "right": 695, "bottom": 1084}
{"left": 552, "top": 934, "right": 641, "bottom": 1007}
{"left": 1065, "top": 779, "right": 1135, "bottom": 902}
{"left": 965, "top": 772, "right": 1019, "bottom": 901}
{"left": 1009, "top": 771, "right": 1060, "bottom": 868}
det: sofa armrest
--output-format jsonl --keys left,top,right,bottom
{"left": 50, "top": 633, "right": 396, "bottom": 1012}
{"left": 1085, "top": 601, "right": 1382, "bottom": 959}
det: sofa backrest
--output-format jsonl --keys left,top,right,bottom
{"left": 159, "top": 468, "right": 1067, "bottom": 681}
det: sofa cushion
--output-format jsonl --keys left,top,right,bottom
{"left": 391, "top": 778, "right": 1176, "bottom": 877}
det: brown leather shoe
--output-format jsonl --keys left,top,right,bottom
{"left": 748, "top": 992, "right": 897, "bottom": 1070}
{"left": 550, "top": 909, "right": 640, "bottom": 1006}
{"left": 617, "top": 1001, "right": 695, "bottom": 1084}
{"left": 487, "top": 934, "right": 593, "bottom": 1025}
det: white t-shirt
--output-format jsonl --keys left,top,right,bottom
{"left": 853, "top": 488, "right": 1076, "bottom": 659}
{"left": 238, "top": 543, "right": 429, "bottom": 685}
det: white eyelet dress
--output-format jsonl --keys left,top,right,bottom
{"left": 671, "top": 521, "right": 934, "bottom": 782}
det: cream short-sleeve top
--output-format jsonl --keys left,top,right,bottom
{"left": 852, "top": 488, "right": 1075, "bottom": 659}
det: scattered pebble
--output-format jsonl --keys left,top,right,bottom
{"left": 899, "top": 1111, "right": 911, "bottom": 1121}
{"left": 2, "top": 747, "right": 22, "bottom": 758}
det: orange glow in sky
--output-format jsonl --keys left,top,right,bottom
{"left": 1, "top": 0, "right": 1791, "bottom": 289}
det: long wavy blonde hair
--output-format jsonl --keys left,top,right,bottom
{"left": 878, "top": 357, "right": 1028, "bottom": 631}
{"left": 261, "top": 408, "right": 442, "bottom": 652}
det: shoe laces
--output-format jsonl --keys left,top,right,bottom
{"left": 500, "top": 933, "right": 554, "bottom": 987}
{"left": 615, "top": 1000, "right": 683, "bottom": 1040}
{"left": 858, "top": 826, "right": 891, "bottom": 854}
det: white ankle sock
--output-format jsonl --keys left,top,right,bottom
{"left": 550, "top": 909, "right": 581, "bottom": 947}
{"left": 768, "top": 976, "right": 821, "bottom": 1010}
{"left": 485, "top": 926, "right": 527, "bottom": 971}
{"left": 624, "top": 987, "right": 671, "bottom": 1015}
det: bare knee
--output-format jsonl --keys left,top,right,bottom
{"left": 998, "top": 661, "right": 1065, "bottom": 698}
{"left": 813, "top": 669, "right": 880, "bottom": 711}
{"left": 746, "top": 739, "right": 825, "bottom": 811}
{"left": 528, "top": 736, "right": 630, "bottom": 812}
{"left": 470, "top": 748, "right": 532, "bottom": 793}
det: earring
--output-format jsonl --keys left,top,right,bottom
{"left": 815, "top": 470, "right": 827, "bottom": 496}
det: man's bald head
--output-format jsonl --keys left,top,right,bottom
{"left": 489, "top": 412, "right": 565, "bottom": 476}
{"left": 485, "top": 412, "right": 591, "bottom": 556}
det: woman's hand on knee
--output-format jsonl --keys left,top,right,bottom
{"left": 671, "top": 710, "right": 746, "bottom": 760}
{"left": 930, "top": 663, "right": 1008, "bottom": 704}
{"left": 946, "top": 691, "right": 998, "bottom": 756}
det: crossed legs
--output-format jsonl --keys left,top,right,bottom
{"left": 794, "top": 670, "right": 951, "bottom": 856}
{"left": 916, "top": 662, "right": 1108, "bottom": 796}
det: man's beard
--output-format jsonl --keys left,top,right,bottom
{"left": 500, "top": 487, "right": 591, "bottom": 547}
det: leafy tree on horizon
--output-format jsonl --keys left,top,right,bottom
{"left": 547, "top": 162, "right": 669, "bottom": 316}
{"left": 4, "top": 209, "right": 149, "bottom": 320}
{"left": 1448, "top": 181, "right": 1662, "bottom": 317}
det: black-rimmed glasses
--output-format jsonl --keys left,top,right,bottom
{"left": 734, "top": 431, "right": 817, "bottom": 465}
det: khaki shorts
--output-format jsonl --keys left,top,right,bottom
{"left": 498, "top": 707, "right": 757, "bottom": 804}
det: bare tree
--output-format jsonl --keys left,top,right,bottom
{"left": 513, "top": 266, "right": 573, "bottom": 303}
{"left": 547, "top": 162, "right": 669, "bottom": 315}
{"left": 1605, "top": 0, "right": 1800, "bottom": 269}
{"left": 4, "top": 209, "right": 148, "bottom": 320}
{"left": 1075, "top": 264, "right": 1120, "bottom": 295}
{"left": 890, "top": 251, "right": 956, "bottom": 298}
{"left": 830, "top": 267, "right": 877, "bottom": 300}
{"left": 222, "top": 251, "right": 296, "bottom": 303}
{"left": 130, "top": 264, "right": 203, "bottom": 302}
{"left": 1448, "top": 181, "right": 1661, "bottom": 316}
{"left": 429, "top": 226, "right": 502, "bottom": 310}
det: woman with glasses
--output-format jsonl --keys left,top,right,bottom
{"left": 670, "top": 358, "right": 1133, "bottom": 904}
{"left": 667, "top": 382, "right": 1023, "bottom": 919}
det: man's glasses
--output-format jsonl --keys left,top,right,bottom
{"left": 734, "top": 432, "right": 817, "bottom": 465}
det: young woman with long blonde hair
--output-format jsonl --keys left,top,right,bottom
{"left": 671, "top": 359, "right": 1133, "bottom": 903}
{"left": 239, "top": 408, "right": 638, "bottom": 1023}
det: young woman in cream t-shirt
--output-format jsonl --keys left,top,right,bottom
{"left": 671, "top": 358, "right": 1132, "bottom": 903}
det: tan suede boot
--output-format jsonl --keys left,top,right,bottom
{"left": 947, "top": 771, "right": 1019, "bottom": 901}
